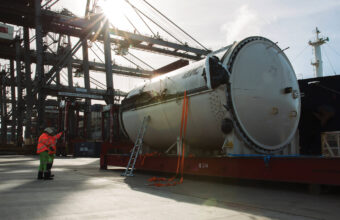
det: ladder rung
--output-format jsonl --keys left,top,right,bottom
{"left": 122, "top": 115, "right": 150, "bottom": 177}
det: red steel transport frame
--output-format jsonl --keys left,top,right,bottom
{"left": 100, "top": 149, "right": 340, "bottom": 186}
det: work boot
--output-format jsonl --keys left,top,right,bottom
{"left": 47, "top": 169, "right": 54, "bottom": 178}
{"left": 47, "top": 163, "right": 54, "bottom": 177}
{"left": 37, "top": 171, "right": 43, "bottom": 180}
{"left": 43, "top": 172, "right": 53, "bottom": 180}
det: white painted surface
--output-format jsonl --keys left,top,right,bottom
{"left": 228, "top": 38, "right": 300, "bottom": 151}
{"left": 121, "top": 37, "right": 300, "bottom": 153}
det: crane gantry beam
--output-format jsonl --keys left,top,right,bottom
{"left": 0, "top": 0, "right": 210, "bottom": 145}
{"left": 0, "top": 41, "right": 153, "bottom": 78}
{"left": 0, "top": 1, "right": 209, "bottom": 61}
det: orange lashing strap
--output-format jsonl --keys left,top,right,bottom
{"left": 179, "top": 95, "right": 189, "bottom": 183}
{"left": 149, "top": 91, "right": 189, "bottom": 187}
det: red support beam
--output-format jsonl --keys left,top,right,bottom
{"left": 102, "top": 153, "right": 340, "bottom": 186}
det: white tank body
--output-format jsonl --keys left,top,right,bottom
{"left": 120, "top": 36, "right": 301, "bottom": 154}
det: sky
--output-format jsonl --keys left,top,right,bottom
{"left": 147, "top": 0, "right": 340, "bottom": 79}
{"left": 8, "top": 0, "right": 340, "bottom": 93}
{"left": 59, "top": 0, "right": 340, "bottom": 84}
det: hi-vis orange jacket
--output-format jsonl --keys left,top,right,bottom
{"left": 36, "top": 132, "right": 63, "bottom": 154}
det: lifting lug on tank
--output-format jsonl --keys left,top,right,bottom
{"left": 284, "top": 87, "right": 293, "bottom": 94}
{"left": 292, "top": 90, "right": 299, "bottom": 99}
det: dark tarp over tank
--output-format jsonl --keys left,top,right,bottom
{"left": 298, "top": 75, "right": 340, "bottom": 155}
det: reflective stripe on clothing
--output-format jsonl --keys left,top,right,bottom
{"left": 37, "top": 133, "right": 50, "bottom": 154}
{"left": 36, "top": 132, "right": 63, "bottom": 154}
{"left": 37, "top": 144, "right": 48, "bottom": 152}
{"left": 48, "top": 132, "right": 63, "bottom": 155}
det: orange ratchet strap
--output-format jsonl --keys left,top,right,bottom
{"left": 149, "top": 91, "right": 189, "bottom": 187}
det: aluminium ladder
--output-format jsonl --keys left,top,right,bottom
{"left": 121, "top": 115, "right": 150, "bottom": 177}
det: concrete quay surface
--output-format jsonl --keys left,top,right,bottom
{"left": 0, "top": 155, "right": 339, "bottom": 220}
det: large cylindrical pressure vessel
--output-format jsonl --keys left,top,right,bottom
{"left": 120, "top": 36, "right": 301, "bottom": 154}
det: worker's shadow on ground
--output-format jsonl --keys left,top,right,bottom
{"left": 111, "top": 168, "right": 340, "bottom": 219}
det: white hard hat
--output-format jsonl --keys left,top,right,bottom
{"left": 44, "top": 127, "right": 54, "bottom": 135}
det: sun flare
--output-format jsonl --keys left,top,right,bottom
{"left": 98, "top": 0, "right": 131, "bottom": 29}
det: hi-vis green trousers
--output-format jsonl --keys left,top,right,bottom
{"left": 38, "top": 151, "right": 49, "bottom": 172}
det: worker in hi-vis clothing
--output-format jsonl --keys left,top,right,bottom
{"left": 36, "top": 127, "right": 63, "bottom": 180}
